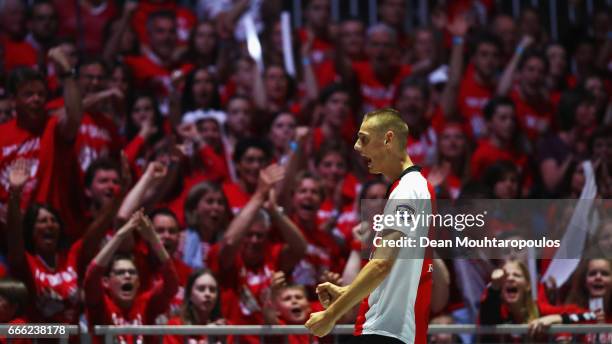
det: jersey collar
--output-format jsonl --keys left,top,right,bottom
{"left": 386, "top": 165, "right": 422, "bottom": 197}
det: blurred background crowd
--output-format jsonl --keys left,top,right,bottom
{"left": 0, "top": 0, "right": 611, "bottom": 343}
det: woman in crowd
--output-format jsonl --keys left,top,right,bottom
{"left": 184, "top": 21, "right": 220, "bottom": 70}
{"left": 252, "top": 63, "right": 296, "bottom": 124}
{"left": 5, "top": 158, "right": 123, "bottom": 324}
{"left": 181, "top": 182, "right": 230, "bottom": 270}
{"left": 163, "top": 269, "right": 228, "bottom": 344}
{"left": 483, "top": 160, "right": 521, "bottom": 199}
{"left": 268, "top": 111, "right": 297, "bottom": 164}
{"left": 480, "top": 259, "right": 588, "bottom": 343}
{"left": 181, "top": 66, "right": 222, "bottom": 114}
{"left": 561, "top": 259, "right": 612, "bottom": 342}
{"left": 123, "top": 92, "right": 166, "bottom": 177}
{"left": 224, "top": 95, "right": 254, "bottom": 158}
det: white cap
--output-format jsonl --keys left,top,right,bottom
{"left": 181, "top": 109, "right": 227, "bottom": 126}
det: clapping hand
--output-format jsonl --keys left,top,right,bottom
{"left": 8, "top": 158, "right": 30, "bottom": 192}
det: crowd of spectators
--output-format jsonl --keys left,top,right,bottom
{"left": 0, "top": 0, "right": 611, "bottom": 343}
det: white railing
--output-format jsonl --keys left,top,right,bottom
{"left": 2, "top": 323, "right": 612, "bottom": 343}
{"left": 92, "top": 324, "right": 612, "bottom": 344}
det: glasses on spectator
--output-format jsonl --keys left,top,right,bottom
{"left": 111, "top": 268, "right": 137, "bottom": 276}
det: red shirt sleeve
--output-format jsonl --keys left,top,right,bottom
{"left": 198, "top": 145, "right": 230, "bottom": 182}
{"left": 145, "top": 259, "right": 179, "bottom": 322}
{"left": 84, "top": 262, "right": 106, "bottom": 308}
{"left": 161, "top": 317, "right": 183, "bottom": 344}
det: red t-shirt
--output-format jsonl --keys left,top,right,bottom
{"left": 123, "top": 54, "right": 193, "bottom": 98}
{"left": 509, "top": 88, "right": 554, "bottom": 142}
{"left": 84, "top": 260, "right": 179, "bottom": 344}
{"left": 1, "top": 36, "right": 38, "bottom": 72}
{"left": 312, "top": 59, "right": 340, "bottom": 89}
{"left": 207, "top": 243, "right": 283, "bottom": 344}
{"left": 198, "top": 145, "right": 231, "bottom": 183}
{"left": 18, "top": 245, "right": 81, "bottom": 324}
{"left": 470, "top": 139, "right": 528, "bottom": 180}
{"left": 123, "top": 135, "right": 147, "bottom": 177}
{"left": 152, "top": 257, "right": 192, "bottom": 321}
{"left": 0, "top": 116, "right": 82, "bottom": 238}
{"left": 53, "top": 0, "right": 118, "bottom": 55}
{"left": 222, "top": 181, "right": 251, "bottom": 215}
{"left": 162, "top": 317, "right": 234, "bottom": 344}
{"left": 351, "top": 61, "right": 412, "bottom": 112}
{"left": 74, "top": 112, "right": 123, "bottom": 177}
{"left": 270, "top": 302, "right": 325, "bottom": 344}
{"left": 46, "top": 96, "right": 123, "bottom": 179}
{"left": 297, "top": 29, "right": 334, "bottom": 66}
{"left": 290, "top": 214, "right": 344, "bottom": 293}
{"left": 457, "top": 64, "right": 495, "bottom": 139}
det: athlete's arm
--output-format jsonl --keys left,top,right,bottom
{"left": 329, "top": 229, "right": 401, "bottom": 313}
{"left": 306, "top": 230, "right": 402, "bottom": 336}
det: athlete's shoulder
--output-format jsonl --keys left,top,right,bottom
{"left": 390, "top": 171, "right": 432, "bottom": 200}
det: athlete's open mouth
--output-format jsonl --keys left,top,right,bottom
{"left": 362, "top": 155, "right": 372, "bottom": 166}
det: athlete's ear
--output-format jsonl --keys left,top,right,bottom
{"left": 384, "top": 131, "right": 393, "bottom": 145}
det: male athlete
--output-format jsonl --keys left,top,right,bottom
{"left": 305, "top": 108, "right": 434, "bottom": 343}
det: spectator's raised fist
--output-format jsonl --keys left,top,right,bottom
{"left": 270, "top": 271, "right": 287, "bottom": 292}
{"left": 447, "top": 14, "right": 470, "bottom": 37}
{"left": 144, "top": 161, "right": 168, "bottom": 180}
{"left": 47, "top": 46, "right": 71, "bottom": 72}
{"left": 491, "top": 268, "right": 506, "bottom": 290}
{"left": 295, "top": 126, "right": 310, "bottom": 143}
{"left": 170, "top": 69, "right": 186, "bottom": 90}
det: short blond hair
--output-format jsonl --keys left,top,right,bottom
{"left": 362, "top": 108, "right": 409, "bottom": 146}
